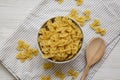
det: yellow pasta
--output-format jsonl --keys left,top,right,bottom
{"left": 32, "top": 49, "right": 39, "bottom": 56}
{"left": 23, "top": 43, "right": 30, "bottom": 49}
{"left": 27, "top": 53, "right": 33, "bottom": 60}
{"left": 95, "top": 26, "right": 101, "bottom": 33}
{"left": 76, "top": 0, "right": 84, "bottom": 6}
{"left": 40, "top": 75, "right": 51, "bottom": 80}
{"left": 100, "top": 28, "right": 106, "bottom": 36}
{"left": 42, "top": 53, "right": 54, "bottom": 59}
{"left": 83, "top": 9, "right": 91, "bottom": 16}
{"left": 43, "top": 62, "right": 54, "bottom": 70}
{"left": 55, "top": 70, "right": 65, "bottom": 80}
{"left": 94, "top": 19, "right": 101, "bottom": 25}
{"left": 95, "top": 27, "right": 106, "bottom": 36}
{"left": 90, "top": 19, "right": 106, "bottom": 36}
{"left": 38, "top": 16, "right": 83, "bottom": 61}
{"left": 16, "top": 40, "right": 30, "bottom": 50}
{"left": 16, "top": 40, "right": 39, "bottom": 63}
{"left": 84, "top": 15, "right": 91, "bottom": 21}
{"left": 83, "top": 9, "right": 91, "bottom": 21}
{"left": 16, "top": 45, "right": 24, "bottom": 51}
{"left": 58, "top": 0, "right": 64, "bottom": 4}
{"left": 68, "top": 9, "right": 78, "bottom": 18}
{"left": 68, "top": 9, "right": 91, "bottom": 26}
{"left": 90, "top": 19, "right": 101, "bottom": 27}
{"left": 75, "top": 16, "right": 85, "bottom": 26}
{"left": 68, "top": 68, "right": 79, "bottom": 79}
{"left": 16, "top": 52, "right": 27, "bottom": 59}
{"left": 57, "top": 0, "right": 84, "bottom": 6}
{"left": 20, "top": 59, "right": 26, "bottom": 63}
{"left": 89, "top": 23, "right": 96, "bottom": 29}
{"left": 18, "top": 40, "right": 25, "bottom": 46}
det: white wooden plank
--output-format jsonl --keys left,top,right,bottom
{"left": 93, "top": 41, "right": 120, "bottom": 80}
{"left": 0, "top": 0, "right": 120, "bottom": 80}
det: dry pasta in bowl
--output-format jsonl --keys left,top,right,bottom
{"left": 38, "top": 16, "right": 83, "bottom": 63}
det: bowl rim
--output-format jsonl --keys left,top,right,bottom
{"left": 37, "top": 16, "right": 84, "bottom": 64}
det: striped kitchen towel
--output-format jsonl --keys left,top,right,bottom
{"left": 0, "top": 0, "right": 120, "bottom": 80}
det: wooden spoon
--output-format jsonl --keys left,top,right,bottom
{"left": 81, "top": 37, "right": 106, "bottom": 80}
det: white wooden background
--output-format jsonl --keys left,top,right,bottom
{"left": 0, "top": 0, "right": 120, "bottom": 80}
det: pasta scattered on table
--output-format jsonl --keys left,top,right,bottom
{"left": 90, "top": 19, "right": 106, "bottom": 36}
{"left": 68, "top": 9, "right": 91, "bottom": 26}
{"left": 68, "top": 68, "right": 79, "bottom": 79}
{"left": 83, "top": 9, "right": 91, "bottom": 21}
{"left": 76, "top": 0, "right": 84, "bottom": 6}
{"left": 40, "top": 75, "right": 51, "bottom": 80}
{"left": 16, "top": 40, "right": 39, "bottom": 63}
{"left": 57, "top": 0, "right": 84, "bottom": 6}
{"left": 43, "top": 62, "right": 54, "bottom": 70}
{"left": 55, "top": 70, "right": 65, "bottom": 80}
{"left": 58, "top": 0, "right": 64, "bottom": 4}
{"left": 90, "top": 19, "right": 101, "bottom": 27}
{"left": 38, "top": 16, "right": 83, "bottom": 61}
{"left": 40, "top": 66, "right": 79, "bottom": 80}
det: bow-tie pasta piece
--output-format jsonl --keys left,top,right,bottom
{"left": 16, "top": 52, "right": 27, "bottom": 63}
{"left": 16, "top": 52, "right": 27, "bottom": 59}
{"left": 32, "top": 49, "right": 39, "bottom": 56}
{"left": 40, "top": 75, "right": 51, "bottom": 80}
{"left": 90, "top": 19, "right": 106, "bottom": 36}
{"left": 83, "top": 9, "right": 91, "bottom": 21}
{"left": 68, "top": 9, "right": 78, "bottom": 18}
{"left": 68, "top": 9, "right": 91, "bottom": 26}
{"left": 84, "top": 15, "right": 91, "bottom": 21}
{"left": 16, "top": 40, "right": 25, "bottom": 51}
{"left": 90, "top": 19, "right": 100, "bottom": 28}
{"left": 95, "top": 26, "right": 101, "bottom": 33}
{"left": 99, "top": 28, "right": 106, "bottom": 36}
{"left": 19, "top": 59, "right": 26, "bottom": 63}
{"left": 76, "top": 0, "right": 84, "bottom": 6}
{"left": 68, "top": 68, "right": 79, "bottom": 79}
{"left": 75, "top": 16, "right": 85, "bottom": 26}
{"left": 83, "top": 9, "right": 91, "bottom": 16}
{"left": 58, "top": 0, "right": 64, "bottom": 4}
{"left": 55, "top": 70, "right": 65, "bottom": 80}
{"left": 16, "top": 40, "right": 39, "bottom": 63}
{"left": 57, "top": 0, "right": 84, "bottom": 6}
{"left": 93, "top": 19, "right": 101, "bottom": 26}
{"left": 43, "top": 62, "right": 54, "bottom": 70}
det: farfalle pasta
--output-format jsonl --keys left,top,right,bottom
{"left": 68, "top": 9, "right": 91, "bottom": 26}
{"left": 76, "top": 0, "right": 84, "bottom": 6}
{"left": 55, "top": 70, "right": 65, "bottom": 80}
{"left": 58, "top": 0, "right": 64, "bottom": 4}
{"left": 90, "top": 19, "right": 106, "bottom": 36}
{"left": 57, "top": 0, "right": 84, "bottom": 6}
{"left": 38, "top": 16, "right": 83, "bottom": 61}
{"left": 40, "top": 75, "right": 51, "bottom": 80}
{"left": 68, "top": 68, "right": 79, "bottom": 79}
{"left": 43, "top": 62, "right": 54, "bottom": 70}
{"left": 83, "top": 9, "right": 91, "bottom": 21}
{"left": 16, "top": 40, "right": 39, "bottom": 63}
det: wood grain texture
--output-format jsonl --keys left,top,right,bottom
{"left": 0, "top": 0, "right": 120, "bottom": 80}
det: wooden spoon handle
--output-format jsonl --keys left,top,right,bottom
{"left": 81, "top": 66, "right": 90, "bottom": 80}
